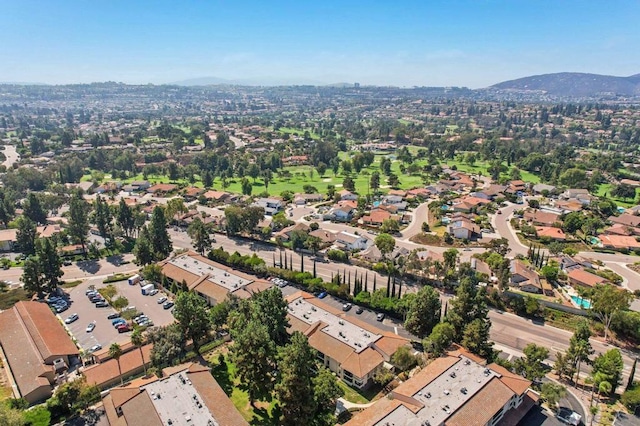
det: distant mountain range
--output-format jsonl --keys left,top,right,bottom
{"left": 491, "top": 72, "right": 640, "bottom": 97}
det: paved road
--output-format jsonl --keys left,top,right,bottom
{"left": 400, "top": 202, "right": 430, "bottom": 241}
{"left": 491, "top": 202, "right": 529, "bottom": 257}
{"left": 1, "top": 145, "right": 20, "bottom": 169}
{"left": 490, "top": 309, "right": 636, "bottom": 388}
{"left": 0, "top": 254, "right": 138, "bottom": 288}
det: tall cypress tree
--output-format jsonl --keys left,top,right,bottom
{"left": 313, "top": 260, "right": 317, "bottom": 278}
{"left": 364, "top": 274, "right": 369, "bottom": 293}
{"left": 373, "top": 275, "right": 377, "bottom": 292}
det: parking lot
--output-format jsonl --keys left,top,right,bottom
{"left": 60, "top": 277, "right": 176, "bottom": 352}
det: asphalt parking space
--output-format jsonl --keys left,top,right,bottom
{"left": 63, "top": 277, "right": 127, "bottom": 352}
{"left": 115, "top": 281, "right": 175, "bottom": 327}
{"left": 62, "top": 278, "right": 175, "bottom": 353}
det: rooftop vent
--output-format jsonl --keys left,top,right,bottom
{"left": 461, "top": 387, "right": 468, "bottom": 394}
{"left": 443, "top": 389, "right": 450, "bottom": 395}
{"left": 464, "top": 359, "right": 471, "bottom": 365}
{"left": 450, "top": 372, "right": 456, "bottom": 378}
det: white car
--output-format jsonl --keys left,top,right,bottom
{"left": 149, "top": 289, "right": 159, "bottom": 296}
{"left": 157, "top": 296, "right": 167, "bottom": 304}
{"left": 86, "top": 322, "right": 96, "bottom": 332}
{"left": 65, "top": 313, "right": 79, "bottom": 324}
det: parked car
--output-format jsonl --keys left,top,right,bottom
{"left": 117, "top": 324, "right": 130, "bottom": 333}
{"left": 342, "top": 303, "right": 352, "bottom": 312}
{"left": 107, "top": 312, "right": 121, "bottom": 320}
{"left": 356, "top": 307, "right": 364, "bottom": 314}
{"left": 163, "top": 301, "right": 174, "bottom": 310}
{"left": 63, "top": 260, "right": 72, "bottom": 266}
{"left": 95, "top": 301, "right": 109, "bottom": 308}
{"left": 149, "top": 289, "right": 159, "bottom": 296}
{"left": 317, "top": 292, "right": 327, "bottom": 299}
{"left": 556, "top": 407, "right": 581, "bottom": 425}
{"left": 89, "top": 344, "right": 102, "bottom": 352}
{"left": 376, "top": 313, "right": 385, "bottom": 322}
{"left": 86, "top": 322, "right": 96, "bottom": 332}
{"left": 65, "top": 313, "right": 79, "bottom": 324}
{"left": 112, "top": 318, "right": 126, "bottom": 326}
{"left": 157, "top": 296, "right": 167, "bottom": 304}
{"left": 56, "top": 304, "right": 69, "bottom": 313}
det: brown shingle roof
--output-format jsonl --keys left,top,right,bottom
{"left": 14, "top": 301, "right": 79, "bottom": 360}
{"left": 0, "top": 308, "right": 51, "bottom": 400}
{"left": 188, "top": 363, "right": 248, "bottom": 425}
{"left": 84, "top": 344, "right": 152, "bottom": 388}
{"left": 447, "top": 377, "right": 515, "bottom": 426}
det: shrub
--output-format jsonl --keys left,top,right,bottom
{"left": 621, "top": 385, "right": 640, "bottom": 412}
{"left": 112, "top": 296, "right": 129, "bottom": 310}
{"left": 327, "top": 249, "right": 348, "bottom": 262}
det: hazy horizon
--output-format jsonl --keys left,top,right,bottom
{"left": 1, "top": 1, "right": 639, "bottom": 88}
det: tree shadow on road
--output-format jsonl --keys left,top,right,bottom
{"left": 76, "top": 260, "right": 101, "bottom": 274}
{"left": 106, "top": 254, "right": 125, "bottom": 266}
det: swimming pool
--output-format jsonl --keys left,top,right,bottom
{"left": 570, "top": 295, "right": 592, "bottom": 309}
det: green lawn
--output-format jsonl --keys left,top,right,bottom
{"left": 597, "top": 183, "right": 637, "bottom": 207}
{"left": 337, "top": 381, "right": 380, "bottom": 404}
{"left": 210, "top": 357, "right": 280, "bottom": 425}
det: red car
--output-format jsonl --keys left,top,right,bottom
{"left": 117, "top": 324, "right": 130, "bottom": 333}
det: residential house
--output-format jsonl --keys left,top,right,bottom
{"left": 345, "top": 349, "right": 535, "bottom": 426}
{"left": 159, "top": 252, "right": 272, "bottom": 306}
{"left": 603, "top": 223, "right": 636, "bottom": 236}
{"left": 339, "top": 190, "right": 358, "bottom": 201}
{"left": 361, "top": 209, "right": 392, "bottom": 226}
{"left": 448, "top": 218, "right": 480, "bottom": 240}
{"left": 102, "top": 362, "right": 247, "bottom": 426}
{"left": 535, "top": 226, "right": 567, "bottom": 241}
{"left": 334, "top": 231, "right": 371, "bottom": 251}
{"left": 523, "top": 209, "right": 562, "bottom": 227}
{"left": 293, "top": 193, "right": 324, "bottom": 205}
{"left": 327, "top": 205, "right": 355, "bottom": 222}
{"left": 554, "top": 200, "right": 584, "bottom": 213}
{"left": 510, "top": 260, "right": 543, "bottom": 294}
{"left": 0, "top": 302, "right": 80, "bottom": 403}
{"left": 481, "top": 184, "right": 508, "bottom": 200}
{"left": 599, "top": 234, "right": 640, "bottom": 250}
{"left": 532, "top": 183, "right": 557, "bottom": 194}
{"left": 182, "top": 186, "right": 205, "bottom": 200}
{"left": 360, "top": 245, "right": 410, "bottom": 263}
{"left": 285, "top": 291, "right": 410, "bottom": 389}
{"left": 147, "top": 183, "right": 178, "bottom": 195}
{"left": 608, "top": 213, "right": 640, "bottom": 228}
{"left": 308, "top": 229, "right": 336, "bottom": 246}
{"left": 202, "top": 190, "right": 231, "bottom": 203}
{"left": 275, "top": 223, "right": 310, "bottom": 242}
{"left": 253, "top": 197, "right": 284, "bottom": 216}
{"left": 567, "top": 268, "right": 609, "bottom": 288}
{"left": 0, "top": 225, "right": 61, "bottom": 252}
{"left": 561, "top": 188, "right": 596, "bottom": 205}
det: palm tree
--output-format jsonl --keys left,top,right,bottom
{"left": 131, "top": 330, "right": 147, "bottom": 377}
{"left": 109, "top": 343, "right": 123, "bottom": 386}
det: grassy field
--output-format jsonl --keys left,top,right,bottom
{"left": 597, "top": 183, "right": 637, "bottom": 207}
{"left": 211, "top": 357, "right": 280, "bottom": 425}
{"left": 82, "top": 146, "right": 548, "bottom": 197}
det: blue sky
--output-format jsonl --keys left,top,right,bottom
{"left": 0, "top": 0, "right": 638, "bottom": 87}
